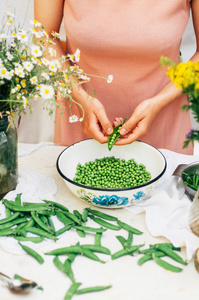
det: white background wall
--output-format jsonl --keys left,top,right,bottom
{"left": 0, "top": 0, "right": 198, "bottom": 143}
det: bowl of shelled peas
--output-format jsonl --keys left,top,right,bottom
{"left": 56, "top": 139, "right": 167, "bottom": 208}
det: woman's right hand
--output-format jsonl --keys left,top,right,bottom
{"left": 75, "top": 89, "right": 113, "bottom": 143}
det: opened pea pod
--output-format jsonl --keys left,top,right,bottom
{"left": 108, "top": 118, "right": 127, "bottom": 151}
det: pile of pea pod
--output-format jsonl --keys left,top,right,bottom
{"left": 0, "top": 194, "right": 188, "bottom": 299}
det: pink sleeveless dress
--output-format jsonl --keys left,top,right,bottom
{"left": 54, "top": 0, "right": 193, "bottom": 154}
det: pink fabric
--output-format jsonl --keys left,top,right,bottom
{"left": 54, "top": 0, "right": 193, "bottom": 154}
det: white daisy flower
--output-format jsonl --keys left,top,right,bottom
{"left": 74, "top": 49, "right": 80, "bottom": 62}
{"left": 0, "top": 67, "right": 7, "bottom": 79}
{"left": 51, "top": 31, "right": 60, "bottom": 38}
{"left": 5, "top": 11, "right": 15, "bottom": 18}
{"left": 17, "top": 30, "right": 28, "bottom": 43}
{"left": 41, "top": 72, "right": 50, "bottom": 80}
{"left": 31, "top": 45, "right": 42, "bottom": 57}
{"left": 30, "top": 20, "right": 41, "bottom": 27}
{"left": 15, "top": 67, "right": 25, "bottom": 78}
{"left": 7, "top": 18, "right": 14, "bottom": 26}
{"left": 5, "top": 70, "right": 14, "bottom": 80}
{"left": 30, "top": 76, "right": 38, "bottom": 85}
{"left": 0, "top": 33, "right": 7, "bottom": 41}
{"left": 49, "top": 61, "right": 58, "bottom": 72}
{"left": 107, "top": 75, "right": 113, "bottom": 83}
{"left": 69, "top": 115, "right": 79, "bottom": 123}
{"left": 40, "top": 85, "right": 54, "bottom": 99}
{"left": 23, "top": 61, "right": 34, "bottom": 72}
{"left": 6, "top": 52, "right": 14, "bottom": 61}
{"left": 22, "top": 96, "right": 28, "bottom": 108}
{"left": 41, "top": 58, "right": 49, "bottom": 66}
{"left": 48, "top": 47, "right": 56, "bottom": 57}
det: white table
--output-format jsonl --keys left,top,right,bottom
{"left": 0, "top": 143, "right": 199, "bottom": 300}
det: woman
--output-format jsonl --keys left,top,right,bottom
{"left": 34, "top": 0, "right": 199, "bottom": 154}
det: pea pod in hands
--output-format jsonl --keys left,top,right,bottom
{"left": 108, "top": 118, "right": 127, "bottom": 151}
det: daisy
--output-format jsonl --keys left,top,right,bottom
{"left": 31, "top": 45, "right": 42, "bottom": 58}
{"left": 49, "top": 61, "right": 58, "bottom": 72}
{"left": 23, "top": 61, "right": 34, "bottom": 72}
{"left": 41, "top": 58, "right": 49, "bottom": 66}
{"left": 74, "top": 49, "right": 80, "bottom": 62}
{"left": 30, "top": 20, "right": 41, "bottom": 27}
{"left": 6, "top": 52, "right": 14, "bottom": 61}
{"left": 30, "top": 76, "right": 38, "bottom": 85}
{"left": 0, "top": 67, "right": 7, "bottom": 79}
{"left": 15, "top": 67, "right": 25, "bottom": 78}
{"left": 69, "top": 115, "right": 79, "bottom": 123}
{"left": 48, "top": 47, "right": 56, "bottom": 57}
{"left": 41, "top": 72, "right": 50, "bottom": 80}
{"left": 17, "top": 29, "right": 28, "bottom": 43}
{"left": 40, "top": 85, "right": 54, "bottom": 99}
{"left": 107, "top": 74, "right": 113, "bottom": 83}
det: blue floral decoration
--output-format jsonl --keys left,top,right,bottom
{"left": 133, "top": 191, "right": 146, "bottom": 200}
{"left": 92, "top": 195, "right": 129, "bottom": 207}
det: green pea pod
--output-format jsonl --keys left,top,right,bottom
{"left": 64, "top": 282, "right": 81, "bottom": 300}
{"left": 55, "top": 224, "right": 74, "bottom": 237}
{"left": 87, "top": 208, "right": 118, "bottom": 221}
{"left": 95, "top": 232, "right": 102, "bottom": 246}
{"left": 75, "top": 285, "right": 112, "bottom": 295}
{"left": 81, "top": 209, "right": 88, "bottom": 223}
{"left": 117, "top": 220, "right": 143, "bottom": 235}
{"left": 154, "top": 244, "right": 187, "bottom": 265}
{"left": 112, "top": 244, "right": 144, "bottom": 260}
{"left": 15, "top": 236, "right": 45, "bottom": 243}
{"left": 43, "top": 200, "right": 69, "bottom": 212}
{"left": 81, "top": 244, "right": 111, "bottom": 255}
{"left": 108, "top": 118, "right": 127, "bottom": 151}
{"left": 76, "top": 229, "right": 86, "bottom": 237}
{"left": 153, "top": 255, "right": 183, "bottom": 272}
{"left": 0, "top": 212, "right": 20, "bottom": 225}
{"left": 0, "top": 217, "right": 27, "bottom": 230}
{"left": 89, "top": 215, "right": 121, "bottom": 231}
{"left": 31, "top": 211, "right": 52, "bottom": 233}
{"left": 75, "top": 225, "right": 107, "bottom": 233}
{"left": 15, "top": 194, "right": 22, "bottom": 206}
{"left": 25, "top": 227, "right": 57, "bottom": 241}
{"left": 18, "top": 242, "right": 44, "bottom": 264}
{"left": 64, "top": 259, "right": 76, "bottom": 282}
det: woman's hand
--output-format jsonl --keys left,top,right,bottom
{"left": 114, "top": 98, "right": 162, "bottom": 145}
{"left": 75, "top": 89, "right": 113, "bottom": 143}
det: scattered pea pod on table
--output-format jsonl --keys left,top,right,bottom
{"left": 0, "top": 194, "right": 190, "bottom": 300}
{"left": 108, "top": 118, "right": 127, "bottom": 151}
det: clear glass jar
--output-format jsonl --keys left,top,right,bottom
{"left": 0, "top": 117, "right": 18, "bottom": 199}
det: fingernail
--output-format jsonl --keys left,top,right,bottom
{"left": 120, "top": 128, "right": 126, "bottom": 135}
{"left": 107, "top": 127, "right": 113, "bottom": 134}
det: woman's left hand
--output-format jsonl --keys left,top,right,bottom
{"left": 114, "top": 98, "right": 162, "bottom": 145}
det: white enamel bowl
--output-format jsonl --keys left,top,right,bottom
{"left": 56, "top": 139, "right": 167, "bottom": 208}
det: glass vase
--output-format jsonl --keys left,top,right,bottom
{"left": 0, "top": 117, "right": 18, "bottom": 199}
